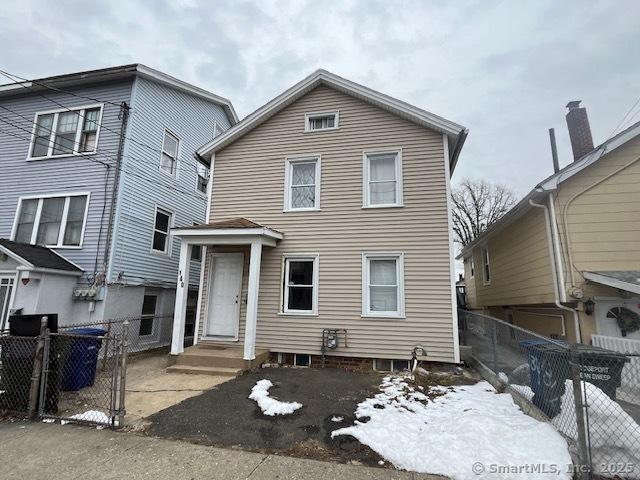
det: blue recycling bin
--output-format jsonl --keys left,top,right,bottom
{"left": 61, "top": 328, "right": 107, "bottom": 391}
{"left": 519, "top": 339, "right": 558, "bottom": 399}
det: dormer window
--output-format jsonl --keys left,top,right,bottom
{"left": 305, "top": 111, "right": 339, "bottom": 132}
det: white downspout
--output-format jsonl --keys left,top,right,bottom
{"left": 529, "top": 198, "right": 582, "bottom": 342}
{"left": 546, "top": 193, "right": 567, "bottom": 302}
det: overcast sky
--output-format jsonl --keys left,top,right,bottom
{"left": 2, "top": 0, "right": 639, "bottom": 197}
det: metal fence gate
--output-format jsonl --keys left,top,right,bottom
{"left": 0, "top": 321, "right": 128, "bottom": 428}
{"left": 38, "top": 329, "right": 127, "bottom": 427}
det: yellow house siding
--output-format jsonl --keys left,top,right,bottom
{"left": 553, "top": 134, "right": 640, "bottom": 291}
{"left": 468, "top": 208, "right": 556, "bottom": 308}
{"left": 202, "top": 85, "right": 456, "bottom": 362}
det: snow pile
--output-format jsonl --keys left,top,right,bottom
{"left": 332, "top": 376, "right": 571, "bottom": 479}
{"left": 248, "top": 379, "right": 302, "bottom": 416}
{"left": 331, "top": 416, "right": 344, "bottom": 422}
{"left": 61, "top": 410, "right": 115, "bottom": 426}
{"left": 553, "top": 380, "right": 640, "bottom": 478}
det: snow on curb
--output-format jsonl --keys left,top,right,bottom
{"left": 249, "top": 379, "right": 303, "bottom": 416}
{"left": 332, "top": 376, "right": 572, "bottom": 480}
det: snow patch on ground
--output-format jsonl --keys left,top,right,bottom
{"left": 60, "top": 410, "right": 115, "bottom": 426}
{"left": 332, "top": 376, "right": 571, "bottom": 480}
{"left": 249, "top": 379, "right": 303, "bottom": 416}
{"left": 331, "top": 416, "right": 344, "bottom": 422}
{"left": 553, "top": 380, "right": 640, "bottom": 478}
{"left": 510, "top": 384, "right": 535, "bottom": 401}
{"left": 498, "top": 372, "right": 509, "bottom": 383}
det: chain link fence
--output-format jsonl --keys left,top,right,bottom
{"left": 58, "top": 314, "right": 175, "bottom": 355}
{"left": 0, "top": 314, "right": 175, "bottom": 427}
{"left": 0, "top": 334, "right": 40, "bottom": 415}
{"left": 459, "top": 309, "right": 640, "bottom": 479}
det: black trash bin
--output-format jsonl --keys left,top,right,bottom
{"left": 522, "top": 341, "right": 628, "bottom": 418}
{"left": 61, "top": 328, "right": 107, "bottom": 391}
{"left": 1, "top": 314, "right": 61, "bottom": 413}
{"left": 0, "top": 336, "right": 37, "bottom": 412}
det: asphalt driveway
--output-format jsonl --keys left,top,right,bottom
{"left": 147, "top": 367, "right": 386, "bottom": 466}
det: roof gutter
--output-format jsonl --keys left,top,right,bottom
{"left": 449, "top": 128, "right": 469, "bottom": 174}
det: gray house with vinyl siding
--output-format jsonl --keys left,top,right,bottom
{"left": 0, "top": 64, "right": 237, "bottom": 341}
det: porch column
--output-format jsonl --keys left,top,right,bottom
{"left": 244, "top": 240, "right": 262, "bottom": 360}
{"left": 171, "top": 240, "right": 192, "bottom": 355}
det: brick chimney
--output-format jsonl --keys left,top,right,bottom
{"left": 565, "top": 100, "right": 594, "bottom": 161}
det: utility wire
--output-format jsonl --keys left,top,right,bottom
{"left": 0, "top": 68, "right": 209, "bottom": 176}
{"left": 607, "top": 96, "right": 640, "bottom": 139}
{"left": 0, "top": 103, "right": 206, "bottom": 176}
{"left": 0, "top": 67, "right": 124, "bottom": 109}
{"left": 0, "top": 123, "right": 210, "bottom": 201}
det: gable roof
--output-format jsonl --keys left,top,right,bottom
{"left": 0, "top": 64, "right": 238, "bottom": 125}
{"left": 196, "top": 69, "right": 468, "bottom": 171}
{"left": 0, "top": 238, "right": 83, "bottom": 273}
{"left": 178, "top": 218, "right": 266, "bottom": 230}
{"left": 457, "top": 119, "right": 640, "bottom": 259}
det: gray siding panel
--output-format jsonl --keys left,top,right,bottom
{"left": 110, "top": 77, "right": 232, "bottom": 287}
{"left": 0, "top": 81, "right": 133, "bottom": 282}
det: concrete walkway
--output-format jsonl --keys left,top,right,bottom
{"left": 0, "top": 421, "right": 445, "bottom": 480}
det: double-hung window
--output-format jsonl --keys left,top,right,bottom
{"left": 283, "top": 255, "right": 319, "bottom": 314}
{"left": 481, "top": 246, "right": 491, "bottom": 285}
{"left": 152, "top": 207, "right": 172, "bottom": 254}
{"left": 160, "top": 130, "right": 179, "bottom": 176}
{"left": 305, "top": 111, "right": 339, "bottom": 132}
{"left": 363, "top": 149, "right": 403, "bottom": 208}
{"left": 362, "top": 253, "right": 405, "bottom": 317}
{"left": 469, "top": 256, "right": 475, "bottom": 278}
{"left": 284, "top": 156, "right": 320, "bottom": 211}
{"left": 139, "top": 293, "right": 158, "bottom": 336}
{"left": 29, "top": 105, "right": 102, "bottom": 159}
{"left": 13, "top": 193, "right": 89, "bottom": 247}
{"left": 196, "top": 163, "right": 209, "bottom": 194}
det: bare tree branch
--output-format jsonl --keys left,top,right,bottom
{"left": 451, "top": 178, "right": 516, "bottom": 246}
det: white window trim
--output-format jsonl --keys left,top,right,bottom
{"left": 27, "top": 104, "right": 104, "bottom": 161}
{"left": 469, "top": 256, "right": 475, "bottom": 279}
{"left": 280, "top": 253, "right": 319, "bottom": 316}
{"left": 293, "top": 353, "right": 312, "bottom": 367}
{"left": 481, "top": 246, "right": 491, "bottom": 286}
{"left": 159, "top": 128, "right": 180, "bottom": 178}
{"left": 373, "top": 358, "right": 410, "bottom": 372}
{"left": 10, "top": 191, "right": 91, "bottom": 249}
{"left": 283, "top": 155, "right": 321, "bottom": 212}
{"left": 150, "top": 205, "right": 174, "bottom": 256}
{"left": 304, "top": 111, "right": 339, "bottom": 132}
{"left": 362, "top": 148, "right": 404, "bottom": 208}
{"left": 195, "top": 162, "right": 209, "bottom": 197}
{"left": 362, "top": 252, "right": 405, "bottom": 319}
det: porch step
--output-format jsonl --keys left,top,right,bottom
{"left": 166, "top": 365, "right": 242, "bottom": 377}
{"left": 169, "top": 345, "right": 271, "bottom": 373}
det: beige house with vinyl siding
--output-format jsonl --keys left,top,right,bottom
{"left": 168, "top": 70, "right": 468, "bottom": 373}
{"left": 460, "top": 102, "right": 640, "bottom": 347}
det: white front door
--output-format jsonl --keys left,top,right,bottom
{"left": 206, "top": 253, "right": 244, "bottom": 338}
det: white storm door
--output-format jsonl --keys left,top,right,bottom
{"left": 206, "top": 253, "right": 244, "bottom": 338}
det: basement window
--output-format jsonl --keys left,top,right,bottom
{"left": 373, "top": 359, "right": 410, "bottom": 372}
{"left": 294, "top": 354, "right": 311, "bottom": 367}
{"left": 305, "top": 111, "right": 339, "bottom": 132}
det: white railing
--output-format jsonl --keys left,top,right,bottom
{"left": 592, "top": 334, "right": 640, "bottom": 405}
{"left": 592, "top": 334, "right": 640, "bottom": 354}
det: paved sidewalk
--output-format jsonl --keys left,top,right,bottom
{"left": 0, "top": 421, "right": 445, "bottom": 480}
